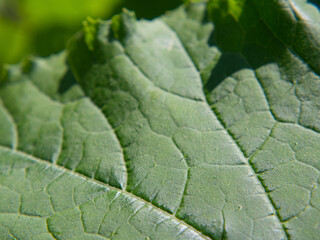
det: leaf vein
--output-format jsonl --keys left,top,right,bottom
{"left": 161, "top": 16, "right": 289, "bottom": 238}
{"left": 0, "top": 145, "right": 210, "bottom": 240}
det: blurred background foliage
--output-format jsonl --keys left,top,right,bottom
{"left": 0, "top": 0, "right": 182, "bottom": 67}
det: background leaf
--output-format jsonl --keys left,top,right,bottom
{"left": 0, "top": 0, "right": 182, "bottom": 67}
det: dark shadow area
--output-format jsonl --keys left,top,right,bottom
{"left": 122, "top": 0, "right": 182, "bottom": 19}
{"left": 33, "top": 25, "right": 78, "bottom": 57}
{"left": 205, "top": 52, "right": 249, "bottom": 92}
{"left": 205, "top": 14, "right": 287, "bottom": 92}
{"left": 58, "top": 69, "right": 78, "bottom": 94}
{"left": 205, "top": 10, "right": 217, "bottom": 46}
{"left": 308, "top": 0, "right": 320, "bottom": 10}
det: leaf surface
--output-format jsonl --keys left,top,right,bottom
{"left": 0, "top": 1, "right": 319, "bottom": 240}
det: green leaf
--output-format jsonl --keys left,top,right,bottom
{"left": 0, "top": 0, "right": 123, "bottom": 65}
{"left": 206, "top": 0, "right": 320, "bottom": 239}
{"left": 0, "top": 1, "right": 319, "bottom": 240}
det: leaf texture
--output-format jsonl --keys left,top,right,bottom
{"left": 0, "top": 1, "right": 319, "bottom": 240}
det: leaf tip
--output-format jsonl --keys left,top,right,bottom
{"left": 111, "top": 9, "right": 137, "bottom": 40}
{"left": 83, "top": 17, "right": 100, "bottom": 51}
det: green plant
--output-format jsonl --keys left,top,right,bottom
{"left": 0, "top": 0, "right": 123, "bottom": 66}
{"left": 0, "top": 1, "right": 319, "bottom": 239}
